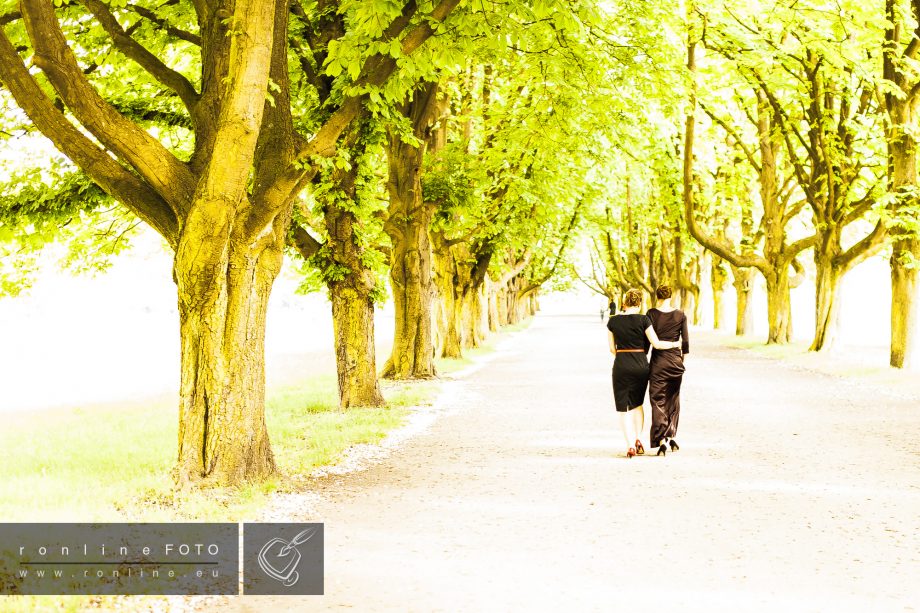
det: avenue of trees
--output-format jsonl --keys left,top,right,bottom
{"left": 583, "top": 0, "right": 920, "bottom": 367}
{"left": 2, "top": 0, "right": 919, "bottom": 486}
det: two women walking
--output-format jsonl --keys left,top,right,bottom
{"left": 606, "top": 285, "right": 689, "bottom": 458}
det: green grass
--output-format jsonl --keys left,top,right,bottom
{"left": 435, "top": 317, "right": 533, "bottom": 375}
{"left": 0, "top": 320, "right": 531, "bottom": 611}
{"left": 0, "top": 374, "right": 428, "bottom": 523}
{"left": 720, "top": 331, "right": 920, "bottom": 388}
{"left": 723, "top": 335, "right": 811, "bottom": 360}
{"left": 0, "top": 319, "right": 533, "bottom": 523}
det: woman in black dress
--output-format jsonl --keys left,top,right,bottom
{"left": 647, "top": 284, "right": 690, "bottom": 456}
{"left": 607, "top": 289, "right": 681, "bottom": 458}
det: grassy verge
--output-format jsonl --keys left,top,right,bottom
{"left": 0, "top": 376, "right": 430, "bottom": 613}
{"left": 0, "top": 375, "right": 434, "bottom": 523}
{"left": 435, "top": 317, "right": 533, "bottom": 375}
{"left": 717, "top": 331, "right": 920, "bottom": 396}
{"left": 1, "top": 319, "right": 532, "bottom": 612}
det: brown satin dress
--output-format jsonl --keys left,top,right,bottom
{"left": 647, "top": 308, "right": 689, "bottom": 448}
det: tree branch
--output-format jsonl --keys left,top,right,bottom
{"left": 125, "top": 2, "right": 201, "bottom": 46}
{"left": 784, "top": 233, "right": 820, "bottom": 260}
{"left": 82, "top": 0, "right": 200, "bottom": 112}
{"left": 259, "top": 0, "right": 462, "bottom": 224}
{"left": 0, "top": 29, "right": 179, "bottom": 245}
{"left": 19, "top": 0, "right": 195, "bottom": 214}
{"left": 289, "top": 222, "right": 324, "bottom": 260}
{"left": 700, "top": 101, "right": 761, "bottom": 173}
{"left": 834, "top": 221, "right": 887, "bottom": 270}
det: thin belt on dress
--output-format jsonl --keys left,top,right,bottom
{"left": 615, "top": 349, "right": 645, "bottom": 353}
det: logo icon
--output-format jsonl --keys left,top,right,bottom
{"left": 256, "top": 528, "right": 317, "bottom": 587}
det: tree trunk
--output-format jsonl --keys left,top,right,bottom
{"left": 326, "top": 206, "right": 386, "bottom": 408}
{"left": 731, "top": 264, "right": 755, "bottom": 336}
{"left": 528, "top": 292, "right": 538, "bottom": 316}
{"left": 433, "top": 248, "right": 463, "bottom": 359}
{"left": 330, "top": 278, "right": 385, "bottom": 407}
{"left": 497, "top": 286, "right": 510, "bottom": 327}
{"left": 465, "top": 284, "right": 487, "bottom": 346}
{"left": 381, "top": 212, "right": 436, "bottom": 378}
{"left": 711, "top": 254, "right": 728, "bottom": 329}
{"left": 174, "top": 219, "right": 282, "bottom": 485}
{"left": 888, "top": 123, "right": 920, "bottom": 368}
{"left": 315, "top": 125, "right": 386, "bottom": 408}
{"left": 764, "top": 265, "right": 792, "bottom": 344}
{"left": 809, "top": 241, "right": 843, "bottom": 352}
{"left": 810, "top": 266, "right": 841, "bottom": 352}
{"left": 487, "top": 278, "right": 501, "bottom": 332}
{"left": 891, "top": 237, "right": 920, "bottom": 368}
{"left": 382, "top": 84, "right": 440, "bottom": 379}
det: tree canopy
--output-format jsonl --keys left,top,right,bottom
{"left": 2, "top": 0, "right": 919, "bottom": 485}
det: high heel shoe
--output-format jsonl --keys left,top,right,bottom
{"left": 627, "top": 447, "right": 637, "bottom": 458}
{"left": 635, "top": 440, "right": 645, "bottom": 455}
{"left": 656, "top": 444, "right": 667, "bottom": 457}
{"left": 669, "top": 439, "right": 679, "bottom": 451}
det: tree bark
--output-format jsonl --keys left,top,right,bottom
{"left": 382, "top": 199, "right": 437, "bottom": 378}
{"left": 711, "top": 254, "right": 728, "bottom": 329}
{"left": 764, "top": 265, "right": 792, "bottom": 344}
{"left": 329, "top": 273, "right": 386, "bottom": 407}
{"left": 324, "top": 205, "right": 386, "bottom": 408}
{"left": 810, "top": 249, "right": 842, "bottom": 352}
{"left": 888, "top": 128, "right": 920, "bottom": 368}
{"left": 464, "top": 285, "right": 488, "bottom": 346}
{"left": 486, "top": 277, "right": 502, "bottom": 331}
{"left": 382, "top": 82, "right": 442, "bottom": 379}
{"left": 731, "top": 264, "right": 755, "bottom": 336}
{"left": 891, "top": 237, "right": 920, "bottom": 368}
{"left": 174, "top": 210, "right": 284, "bottom": 485}
{"left": 433, "top": 244, "right": 463, "bottom": 359}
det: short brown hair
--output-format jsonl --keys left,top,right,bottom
{"left": 622, "top": 289, "right": 643, "bottom": 308}
{"left": 656, "top": 284, "right": 672, "bottom": 300}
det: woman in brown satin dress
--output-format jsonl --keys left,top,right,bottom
{"left": 607, "top": 289, "right": 681, "bottom": 458}
{"left": 646, "top": 284, "right": 689, "bottom": 456}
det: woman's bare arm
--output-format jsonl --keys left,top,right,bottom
{"left": 645, "top": 326, "right": 680, "bottom": 350}
{"left": 608, "top": 330, "right": 616, "bottom": 355}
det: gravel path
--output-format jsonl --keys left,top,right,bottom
{"left": 228, "top": 313, "right": 920, "bottom": 612}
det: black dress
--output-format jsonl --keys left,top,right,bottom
{"left": 606, "top": 313, "right": 652, "bottom": 412}
{"left": 647, "top": 308, "right": 690, "bottom": 447}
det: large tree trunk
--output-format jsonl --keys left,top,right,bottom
{"left": 810, "top": 241, "right": 843, "bottom": 352}
{"left": 326, "top": 207, "right": 386, "bottom": 408}
{"left": 314, "top": 124, "right": 386, "bottom": 408}
{"left": 764, "top": 265, "right": 792, "bottom": 344}
{"left": 330, "top": 278, "right": 385, "bottom": 408}
{"left": 171, "top": 0, "right": 280, "bottom": 486}
{"left": 891, "top": 237, "right": 920, "bottom": 368}
{"left": 464, "top": 285, "right": 487, "bottom": 347}
{"left": 174, "top": 213, "right": 283, "bottom": 485}
{"left": 381, "top": 83, "right": 441, "bottom": 379}
{"left": 888, "top": 126, "right": 920, "bottom": 368}
{"left": 731, "top": 264, "right": 755, "bottom": 336}
{"left": 382, "top": 217, "right": 436, "bottom": 378}
{"left": 433, "top": 245, "right": 463, "bottom": 359}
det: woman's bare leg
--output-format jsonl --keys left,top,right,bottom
{"left": 631, "top": 405, "right": 645, "bottom": 442}
{"left": 619, "top": 409, "right": 637, "bottom": 449}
